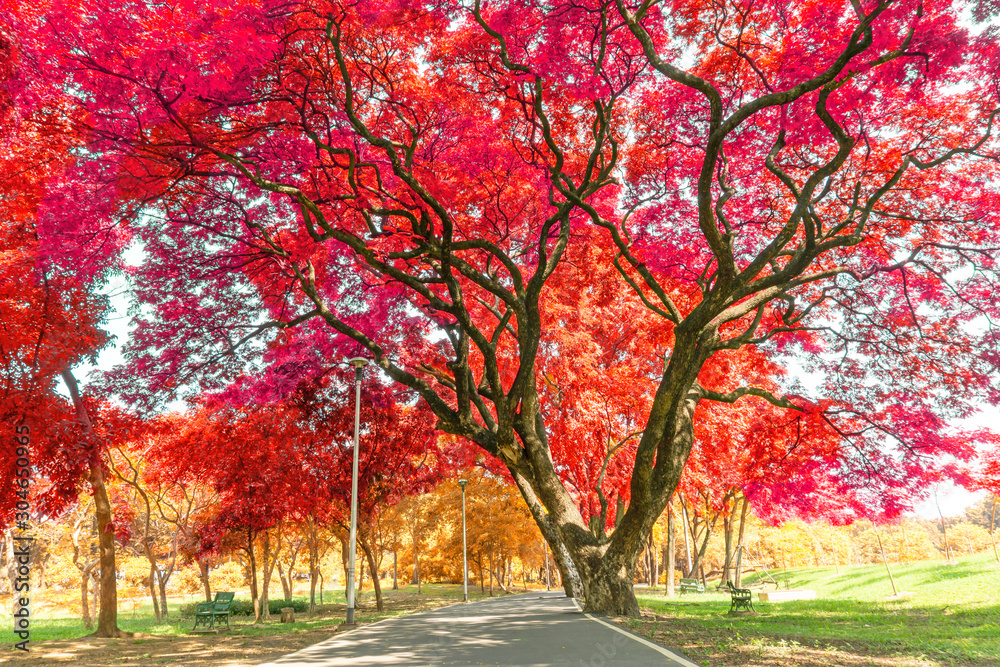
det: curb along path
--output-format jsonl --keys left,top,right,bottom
{"left": 256, "top": 591, "right": 699, "bottom": 666}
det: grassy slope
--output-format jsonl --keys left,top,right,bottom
{"left": 633, "top": 552, "right": 1000, "bottom": 666}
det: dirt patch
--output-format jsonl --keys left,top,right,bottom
{"left": 0, "top": 592, "right": 466, "bottom": 666}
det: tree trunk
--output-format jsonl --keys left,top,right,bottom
{"left": 392, "top": 551, "right": 398, "bottom": 590}
{"left": 305, "top": 514, "right": 320, "bottom": 614}
{"left": 357, "top": 547, "right": 365, "bottom": 598}
{"left": 259, "top": 530, "right": 281, "bottom": 621}
{"left": 580, "top": 551, "right": 640, "bottom": 617}
{"left": 147, "top": 564, "right": 161, "bottom": 622}
{"left": 278, "top": 562, "right": 292, "bottom": 601}
{"left": 510, "top": 471, "right": 583, "bottom": 598}
{"left": 665, "top": 503, "right": 676, "bottom": 598}
{"left": 245, "top": 528, "right": 260, "bottom": 624}
{"left": 79, "top": 562, "right": 97, "bottom": 629}
{"left": 158, "top": 563, "right": 171, "bottom": 618}
{"left": 734, "top": 497, "right": 749, "bottom": 588}
{"left": 935, "top": 489, "right": 953, "bottom": 562}
{"left": 198, "top": 558, "right": 212, "bottom": 602}
{"left": 874, "top": 525, "right": 898, "bottom": 596}
{"left": 722, "top": 497, "right": 736, "bottom": 585}
{"left": 688, "top": 525, "right": 712, "bottom": 581}
{"left": 680, "top": 497, "right": 693, "bottom": 575}
{"left": 91, "top": 571, "right": 99, "bottom": 626}
{"left": 61, "top": 368, "right": 129, "bottom": 638}
{"left": 359, "top": 539, "right": 384, "bottom": 612}
{"left": 339, "top": 535, "right": 350, "bottom": 601}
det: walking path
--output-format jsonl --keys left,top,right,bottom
{"left": 255, "top": 591, "right": 699, "bottom": 666}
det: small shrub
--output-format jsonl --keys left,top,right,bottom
{"left": 179, "top": 596, "right": 310, "bottom": 617}
{"left": 228, "top": 598, "right": 311, "bottom": 616}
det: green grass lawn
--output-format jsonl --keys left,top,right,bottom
{"left": 634, "top": 552, "right": 1000, "bottom": 666}
{"left": 0, "top": 581, "right": 503, "bottom": 645}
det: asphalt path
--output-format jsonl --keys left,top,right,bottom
{"left": 255, "top": 591, "right": 699, "bottom": 666}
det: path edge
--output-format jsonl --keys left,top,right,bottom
{"left": 570, "top": 597, "right": 703, "bottom": 667}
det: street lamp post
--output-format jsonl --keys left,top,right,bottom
{"left": 458, "top": 479, "right": 468, "bottom": 602}
{"left": 345, "top": 356, "right": 368, "bottom": 625}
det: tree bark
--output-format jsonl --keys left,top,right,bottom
{"left": 244, "top": 528, "right": 261, "bottom": 623}
{"left": 307, "top": 516, "right": 320, "bottom": 614}
{"left": 359, "top": 538, "right": 384, "bottom": 612}
{"left": 665, "top": 503, "right": 676, "bottom": 597}
{"left": 198, "top": 558, "right": 212, "bottom": 602}
{"left": 259, "top": 529, "right": 282, "bottom": 621}
{"left": 147, "top": 564, "right": 161, "bottom": 622}
{"left": 61, "top": 368, "right": 129, "bottom": 638}
{"left": 734, "top": 497, "right": 749, "bottom": 588}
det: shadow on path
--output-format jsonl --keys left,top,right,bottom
{"left": 256, "top": 591, "right": 697, "bottom": 666}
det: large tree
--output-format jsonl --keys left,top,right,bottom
{"left": 30, "top": 0, "right": 1000, "bottom": 614}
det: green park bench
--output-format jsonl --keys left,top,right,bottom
{"left": 192, "top": 592, "right": 235, "bottom": 632}
{"left": 678, "top": 578, "right": 705, "bottom": 594}
{"left": 726, "top": 581, "right": 755, "bottom": 613}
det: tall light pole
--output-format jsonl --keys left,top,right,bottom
{"left": 458, "top": 478, "right": 468, "bottom": 602}
{"left": 345, "top": 356, "right": 368, "bottom": 625}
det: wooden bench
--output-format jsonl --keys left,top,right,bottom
{"left": 726, "top": 581, "right": 755, "bottom": 613}
{"left": 678, "top": 578, "right": 705, "bottom": 594}
{"left": 192, "top": 592, "right": 235, "bottom": 632}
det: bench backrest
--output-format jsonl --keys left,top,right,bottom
{"left": 213, "top": 592, "right": 235, "bottom": 610}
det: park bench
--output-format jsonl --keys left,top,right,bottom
{"left": 678, "top": 578, "right": 705, "bottom": 594}
{"left": 192, "top": 592, "right": 235, "bottom": 632}
{"left": 726, "top": 581, "right": 755, "bottom": 613}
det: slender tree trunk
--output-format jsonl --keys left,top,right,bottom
{"left": 357, "top": 547, "right": 365, "bottom": 598}
{"left": 359, "top": 539, "right": 384, "bottom": 612}
{"left": 339, "top": 535, "right": 350, "bottom": 600}
{"left": 305, "top": 514, "right": 319, "bottom": 614}
{"left": 259, "top": 531, "right": 274, "bottom": 621}
{"left": 61, "top": 368, "right": 128, "bottom": 638}
{"left": 688, "top": 520, "right": 713, "bottom": 581}
{"left": 79, "top": 562, "right": 97, "bottom": 629}
{"left": 392, "top": 550, "right": 398, "bottom": 590}
{"left": 665, "top": 503, "right": 676, "bottom": 598}
{"left": 734, "top": 497, "right": 749, "bottom": 588}
{"left": 722, "top": 499, "right": 735, "bottom": 585}
{"left": 935, "top": 489, "right": 953, "bottom": 562}
{"left": 91, "top": 571, "right": 99, "bottom": 625}
{"left": 680, "top": 497, "right": 693, "bottom": 575}
{"left": 245, "top": 528, "right": 260, "bottom": 624}
{"left": 278, "top": 562, "right": 291, "bottom": 601}
{"left": 157, "top": 564, "right": 171, "bottom": 618}
{"left": 874, "top": 525, "right": 898, "bottom": 596}
{"left": 147, "top": 565, "right": 161, "bottom": 621}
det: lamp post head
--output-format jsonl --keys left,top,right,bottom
{"left": 347, "top": 357, "right": 368, "bottom": 381}
{"left": 458, "top": 479, "right": 467, "bottom": 489}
